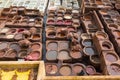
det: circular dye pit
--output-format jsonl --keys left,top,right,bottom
{"left": 31, "top": 43, "right": 41, "bottom": 50}
{"left": 105, "top": 53, "right": 118, "bottom": 62}
{"left": 57, "top": 50, "right": 71, "bottom": 61}
{"left": 47, "top": 42, "right": 58, "bottom": 50}
{"left": 9, "top": 43, "right": 20, "bottom": 52}
{"left": 59, "top": 66, "right": 72, "bottom": 76}
{"left": 46, "top": 50, "right": 57, "bottom": 61}
{"left": 46, "top": 64, "right": 58, "bottom": 75}
{"left": 0, "top": 42, "right": 8, "bottom": 50}
{"left": 84, "top": 47, "right": 95, "bottom": 56}
{"left": 86, "top": 66, "right": 96, "bottom": 75}
{"left": 82, "top": 39, "right": 92, "bottom": 47}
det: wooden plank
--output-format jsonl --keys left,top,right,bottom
{"left": 37, "top": 61, "right": 46, "bottom": 80}
{"left": 43, "top": 76, "right": 120, "bottom": 80}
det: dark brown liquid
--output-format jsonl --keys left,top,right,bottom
{"left": 109, "top": 24, "right": 118, "bottom": 30}
{"left": 91, "top": 55, "right": 100, "bottom": 63}
{"left": 84, "top": 16, "right": 91, "bottom": 21}
{"left": 0, "top": 34, "right": 5, "bottom": 38}
{"left": 32, "top": 34, "right": 40, "bottom": 40}
{"left": 88, "top": 24, "right": 96, "bottom": 28}
{"left": 103, "top": 15, "right": 111, "bottom": 19}
{"left": 102, "top": 43, "right": 111, "bottom": 49}
{"left": 48, "top": 32, "right": 56, "bottom": 37}
{"left": 96, "top": 0, "right": 103, "bottom": 5}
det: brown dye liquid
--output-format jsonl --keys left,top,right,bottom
{"left": 48, "top": 32, "right": 56, "bottom": 37}
{"left": 32, "top": 35, "right": 40, "bottom": 40}
{"left": 0, "top": 50, "right": 5, "bottom": 57}
{"left": 46, "top": 51, "right": 57, "bottom": 60}
{"left": 47, "top": 42, "right": 58, "bottom": 50}
{"left": 84, "top": 16, "right": 91, "bottom": 21}
{"left": 97, "top": 34, "right": 106, "bottom": 39}
{"left": 0, "top": 34, "right": 5, "bottom": 38}
{"left": 106, "top": 53, "right": 117, "bottom": 62}
{"left": 96, "top": 0, "right": 103, "bottom": 5}
{"left": 59, "top": 66, "right": 71, "bottom": 76}
{"left": 85, "top": 47, "right": 95, "bottom": 55}
{"left": 0, "top": 42, "right": 8, "bottom": 50}
{"left": 100, "top": 10, "right": 107, "bottom": 15}
{"left": 46, "top": 64, "right": 58, "bottom": 74}
{"left": 88, "top": 24, "right": 96, "bottom": 28}
{"left": 31, "top": 43, "right": 40, "bottom": 50}
{"left": 58, "top": 51, "right": 70, "bottom": 60}
{"left": 71, "top": 52, "right": 81, "bottom": 59}
{"left": 73, "top": 65, "right": 83, "bottom": 74}
{"left": 90, "top": 0, "right": 95, "bottom": 3}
